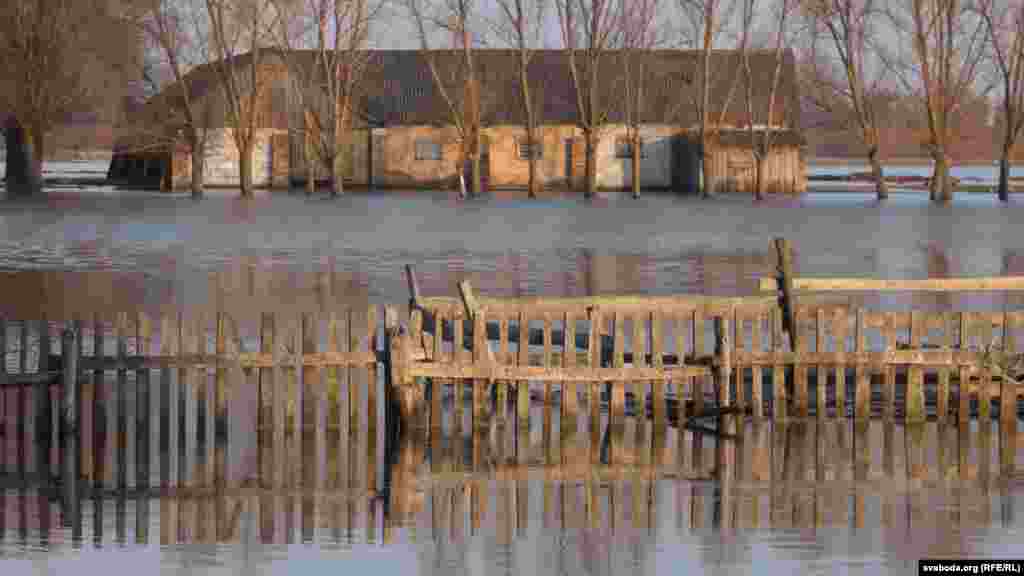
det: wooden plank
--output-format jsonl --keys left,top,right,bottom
{"left": 1002, "top": 310, "right": 1017, "bottom": 430}
{"left": 959, "top": 312, "right": 970, "bottom": 424}
{"left": 693, "top": 309, "right": 705, "bottom": 416}
{"left": 882, "top": 314, "right": 896, "bottom": 421}
{"left": 259, "top": 313, "right": 276, "bottom": 484}
{"left": 611, "top": 312, "right": 626, "bottom": 422}
{"left": 453, "top": 312, "right": 464, "bottom": 425}
{"left": 751, "top": 312, "right": 763, "bottom": 419}
{"left": 633, "top": 311, "right": 647, "bottom": 425}
{"left": 715, "top": 316, "right": 731, "bottom": 408}
{"left": 215, "top": 312, "right": 228, "bottom": 486}
{"left": 418, "top": 294, "right": 777, "bottom": 316}
{"left": 367, "top": 305, "right": 378, "bottom": 433}
{"left": 588, "top": 311, "right": 602, "bottom": 444}
{"left": 979, "top": 313, "right": 993, "bottom": 422}
{"left": 432, "top": 310, "right": 443, "bottom": 429}
{"left": 136, "top": 312, "right": 151, "bottom": 489}
{"left": 816, "top": 308, "right": 827, "bottom": 420}
{"left": 773, "top": 238, "right": 799, "bottom": 352}
{"left": 517, "top": 311, "right": 529, "bottom": 425}
{"left": 472, "top": 309, "right": 487, "bottom": 429}
{"left": 851, "top": 309, "right": 868, "bottom": 416}
{"left": 937, "top": 312, "right": 952, "bottom": 423}
{"left": 563, "top": 311, "right": 577, "bottom": 419}
{"left": 676, "top": 312, "right": 689, "bottom": 426}
{"left": 734, "top": 309, "right": 745, "bottom": 412}
{"left": 794, "top": 309, "right": 808, "bottom": 417}
{"left": 772, "top": 308, "right": 786, "bottom": 420}
{"left": 407, "top": 363, "right": 713, "bottom": 382}
{"left": 92, "top": 313, "right": 107, "bottom": 486}
{"left": 834, "top": 308, "right": 847, "bottom": 419}
{"left": 301, "top": 312, "right": 320, "bottom": 475}
{"left": 160, "top": 314, "right": 178, "bottom": 488}
{"left": 759, "top": 276, "right": 1024, "bottom": 292}
{"left": 181, "top": 314, "right": 198, "bottom": 488}
{"left": 497, "top": 312, "right": 509, "bottom": 425}
{"left": 197, "top": 312, "right": 213, "bottom": 487}
{"left": 73, "top": 350, "right": 376, "bottom": 371}
{"left": 327, "top": 310, "right": 341, "bottom": 435}
{"left": 543, "top": 313, "right": 553, "bottom": 443}
{"left": 348, "top": 309, "right": 360, "bottom": 435}
{"left": 651, "top": 311, "right": 665, "bottom": 429}
{"left": 907, "top": 311, "right": 925, "bottom": 423}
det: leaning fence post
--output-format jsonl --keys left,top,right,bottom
{"left": 61, "top": 327, "right": 80, "bottom": 436}
{"left": 715, "top": 315, "right": 731, "bottom": 409}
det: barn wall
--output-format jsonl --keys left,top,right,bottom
{"left": 708, "top": 143, "right": 803, "bottom": 195}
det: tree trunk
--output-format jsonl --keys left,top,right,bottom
{"left": 998, "top": 146, "right": 1011, "bottom": 202}
{"left": 527, "top": 127, "right": 538, "bottom": 198}
{"left": 471, "top": 152, "right": 482, "bottom": 196}
{"left": 306, "top": 158, "right": 316, "bottom": 194}
{"left": 331, "top": 155, "right": 344, "bottom": 196}
{"left": 189, "top": 129, "right": 205, "bottom": 197}
{"left": 700, "top": 148, "right": 714, "bottom": 198}
{"left": 584, "top": 130, "right": 597, "bottom": 197}
{"left": 753, "top": 153, "right": 765, "bottom": 201}
{"left": 4, "top": 118, "right": 43, "bottom": 196}
{"left": 933, "top": 153, "right": 952, "bottom": 205}
{"left": 868, "top": 145, "right": 887, "bottom": 200}
{"left": 238, "top": 139, "right": 253, "bottom": 197}
{"left": 631, "top": 133, "right": 641, "bottom": 199}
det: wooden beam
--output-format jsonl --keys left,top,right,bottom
{"left": 760, "top": 276, "right": 1024, "bottom": 292}
{"left": 407, "top": 363, "right": 712, "bottom": 382}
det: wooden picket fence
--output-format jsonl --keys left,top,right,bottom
{"left": 0, "top": 306, "right": 381, "bottom": 489}
{"left": 387, "top": 262, "right": 1024, "bottom": 430}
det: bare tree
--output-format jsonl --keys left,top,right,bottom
{"left": 556, "top": 0, "right": 623, "bottom": 197}
{"left": 206, "top": 0, "right": 281, "bottom": 196}
{"left": 676, "top": 0, "right": 745, "bottom": 197}
{"left": 489, "top": 0, "right": 548, "bottom": 197}
{"left": 890, "top": 0, "right": 989, "bottom": 204}
{"left": 619, "top": 0, "right": 662, "bottom": 197}
{"left": 135, "top": 0, "right": 216, "bottom": 196}
{"left": 0, "top": 0, "right": 142, "bottom": 196}
{"left": 741, "top": 0, "right": 796, "bottom": 199}
{"left": 404, "top": 0, "right": 485, "bottom": 196}
{"left": 275, "top": 0, "right": 375, "bottom": 195}
{"left": 800, "top": 0, "right": 890, "bottom": 199}
{"left": 979, "top": 0, "right": 1024, "bottom": 201}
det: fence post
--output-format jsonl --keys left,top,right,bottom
{"left": 773, "top": 238, "right": 799, "bottom": 353}
{"left": 61, "top": 327, "right": 80, "bottom": 436}
{"left": 715, "top": 315, "right": 731, "bottom": 409}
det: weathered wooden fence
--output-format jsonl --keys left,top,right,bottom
{"left": 0, "top": 306, "right": 381, "bottom": 490}
{"left": 387, "top": 265, "right": 1024, "bottom": 431}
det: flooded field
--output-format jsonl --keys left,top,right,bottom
{"left": 1, "top": 173, "right": 1024, "bottom": 573}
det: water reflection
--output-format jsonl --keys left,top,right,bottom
{"left": 0, "top": 403, "right": 1020, "bottom": 566}
{"left": 4, "top": 192, "right": 1024, "bottom": 314}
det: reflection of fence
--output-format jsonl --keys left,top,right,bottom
{"left": 0, "top": 418, "right": 1015, "bottom": 546}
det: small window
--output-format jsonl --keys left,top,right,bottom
{"left": 615, "top": 138, "right": 647, "bottom": 159}
{"left": 415, "top": 139, "right": 442, "bottom": 161}
{"left": 518, "top": 140, "right": 543, "bottom": 160}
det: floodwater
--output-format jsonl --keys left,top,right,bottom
{"left": 1, "top": 161, "right": 1024, "bottom": 573}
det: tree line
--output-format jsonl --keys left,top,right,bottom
{"left": 3, "top": 0, "right": 1024, "bottom": 203}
